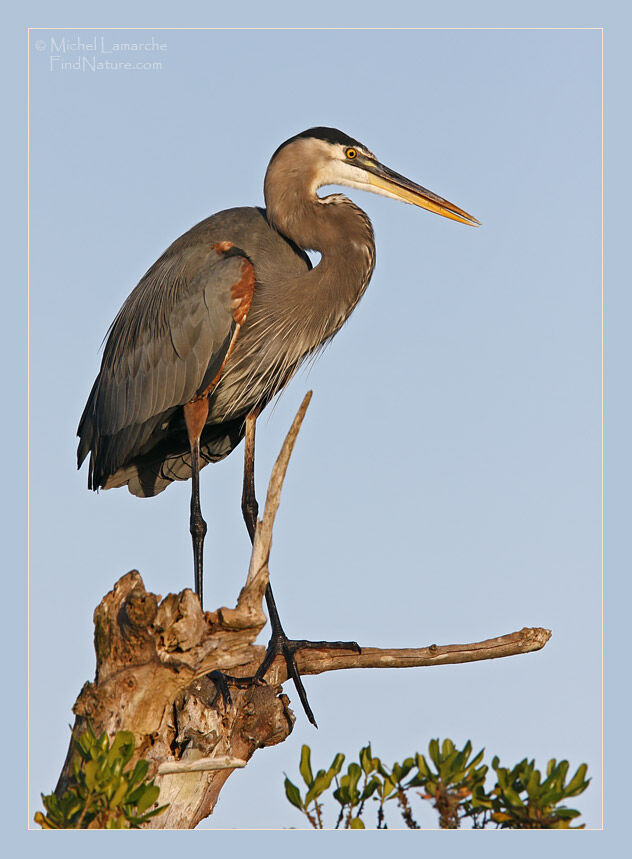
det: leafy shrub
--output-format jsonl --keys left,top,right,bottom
{"left": 35, "top": 726, "right": 167, "bottom": 829}
{"left": 284, "top": 738, "right": 589, "bottom": 829}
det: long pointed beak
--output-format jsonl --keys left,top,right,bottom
{"left": 363, "top": 159, "right": 480, "bottom": 227}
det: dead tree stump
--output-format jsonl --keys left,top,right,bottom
{"left": 53, "top": 394, "right": 551, "bottom": 828}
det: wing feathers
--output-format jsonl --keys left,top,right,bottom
{"left": 77, "top": 243, "right": 252, "bottom": 486}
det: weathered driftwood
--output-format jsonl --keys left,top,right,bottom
{"left": 55, "top": 394, "right": 551, "bottom": 829}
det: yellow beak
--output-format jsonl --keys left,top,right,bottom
{"left": 364, "top": 159, "right": 480, "bottom": 227}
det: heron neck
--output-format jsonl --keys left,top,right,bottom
{"left": 268, "top": 194, "right": 376, "bottom": 343}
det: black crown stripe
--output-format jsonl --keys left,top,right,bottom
{"left": 270, "top": 127, "right": 366, "bottom": 162}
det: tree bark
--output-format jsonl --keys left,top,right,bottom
{"left": 54, "top": 394, "right": 551, "bottom": 829}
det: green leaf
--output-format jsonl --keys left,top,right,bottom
{"left": 330, "top": 753, "right": 345, "bottom": 776}
{"left": 350, "top": 816, "right": 365, "bottom": 829}
{"left": 441, "top": 738, "right": 455, "bottom": 757}
{"left": 299, "top": 745, "right": 314, "bottom": 787}
{"left": 424, "top": 780, "right": 437, "bottom": 797}
{"left": 140, "top": 803, "right": 169, "bottom": 822}
{"left": 380, "top": 776, "right": 397, "bottom": 799}
{"left": 439, "top": 750, "right": 459, "bottom": 781}
{"left": 470, "top": 786, "right": 493, "bottom": 809}
{"left": 306, "top": 765, "right": 342, "bottom": 806}
{"left": 76, "top": 729, "right": 95, "bottom": 759}
{"left": 284, "top": 777, "right": 303, "bottom": 810}
{"left": 501, "top": 785, "right": 525, "bottom": 807}
{"left": 557, "top": 760, "right": 570, "bottom": 786}
{"left": 136, "top": 784, "right": 160, "bottom": 815}
{"left": 360, "top": 777, "right": 380, "bottom": 801}
{"left": 333, "top": 785, "right": 349, "bottom": 805}
{"left": 125, "top": 784, "right": 145, "bottom": 805}
{"left": 338, "top": 763, "right": 361, "bottom": 803}
{"left": 428, "top": 739, "right": 441, "bottom": 768}
{"left": 495, "top": 767, "right": 508, "bottom": 791}
{"left": 540, "top": 788, "right": 564, "bottom": 807}
{"left": 416, "top": 754, "right": 431, "bottom": 778}
{"left": 526, "top": 769, "right": 541, "bottom": 799}
{"left": 554, "top": 807, "right": 581, "bottom": 819}
{"left": 109, "top": 781, "right": 128, "bottom": 809}
{"left": 84, "top": 760, "right": 99, "bottom": 790}
{"left": 360, "top": 745, "right": 374, "bottom": 775}
{"left": 109, "top": 731, "right": 135, "bottom": 766}
{"left": 376, "top": 759, "right": 391, "bottom": 780}
{"left": 469, "top": 749, "right": 485, "bottom": 770}
{"left": 130, "top": 759, "right": 150, "bottom": 787}
{"left": 566, "top": 764, "right": 589, "bottom": 796}
{"left": 391, "top": 758, "right": 414, "bottom": 783}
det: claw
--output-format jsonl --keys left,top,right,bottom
{"left": 255, "top": 632, "right": 361, "bottom": 728}
{"left": 206, "top": 669, "right": 268, "bottom": 710}
{"left": 207, "top": 670, "right": 233, "bottom": 708}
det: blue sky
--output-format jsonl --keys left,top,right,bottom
{"left": 9, "top": 0, "right": 628, "bottom": 851}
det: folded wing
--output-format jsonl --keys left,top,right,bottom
{"left": 77, "top": 241, "right": 254, "bottom": 491}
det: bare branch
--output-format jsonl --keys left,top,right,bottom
{"left": 266, "top": 627, "right": 552, "bottom": 684}
{"left": 213, "top": 391, "right": 312, "bottom": 632}
{"left": 246, "top": 390, "right": 312, "bottom": 587}
{"left": 157, "top": 756, "right": 246, "bottom": 775}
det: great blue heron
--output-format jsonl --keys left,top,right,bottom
{"left": 77, "top": 127, "right": 479, "bottom": 724}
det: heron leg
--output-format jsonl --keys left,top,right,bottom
{"left": 240, "top": 412, "right": 259, "bottom": 543}
{"left": 240, "top": 413, "right": 360, "bottom": 728}
{"left": 184, "top": 399, "right": 210, "bottom": 607}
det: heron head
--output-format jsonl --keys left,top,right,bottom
{"left": 265, "top": 127, "right": 480, "bottom": 227}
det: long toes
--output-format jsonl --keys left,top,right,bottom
{"left": 235, "top": 675, "right": 266, "bottom": 688}
{"left": 207, "top": 670, "right": 233, "bottom": 708}
{"left": 284, "top": 639, "right": 361, "bottom": 655}
{"left": 207, "top": 670, "right": 269, "bottom": 710}
{"left": 288, "top": 667, "right": 317, "bottom": 727}
{"left": 254, "top": 636, "right": 359, "bottom": 728}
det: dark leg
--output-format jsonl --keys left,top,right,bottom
{"left": 184, "top": 399, "right": 210, "bottom": 607}
{"left": 240, "top": 414, "right": 360, "bottom": 728}
{"left": 190, "top": 437, "right": 207, "bottom": 605}
{"left": 241, "top": 413, "right": 259, "bottom": 543}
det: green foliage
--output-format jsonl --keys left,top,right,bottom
{"left": 473, "top": 756, "right": 592, "bottom": 828}
{"left": 284, "top": 746, "right": 345, "bottom": 828}
{"left": 283, "top": 739, "right": 590, "bottom": 829}
{"left": 34, "top": 726, "right": 168, "bottom": 829}
{"left": 412, "top": 737, "right": 488, "bottom": 828}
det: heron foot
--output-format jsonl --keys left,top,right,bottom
{"left": 206, "top": 669, "right": 263, "bottom": 709}
{"left": 209, "top": 637, "right": 360, "bottom": 726}
{"left": 255, "top": 631, "right": 362, "bottom": 728}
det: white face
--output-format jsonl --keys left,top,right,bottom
{"left": 306, "top": 138, "right": 411, "bottom": 204}
{"left": 266, "top": 135, "right": 479, "bottom": 228}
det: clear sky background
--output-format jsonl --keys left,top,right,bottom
{"left": 7, "top": 0, "right": 629, "bottom": 853}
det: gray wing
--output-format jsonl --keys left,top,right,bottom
{"left": 77, "top": 241, "right": 252, "bottom": 489}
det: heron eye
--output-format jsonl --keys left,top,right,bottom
{"left": 345, "top": 147, "right": 357, "bottom": 160}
